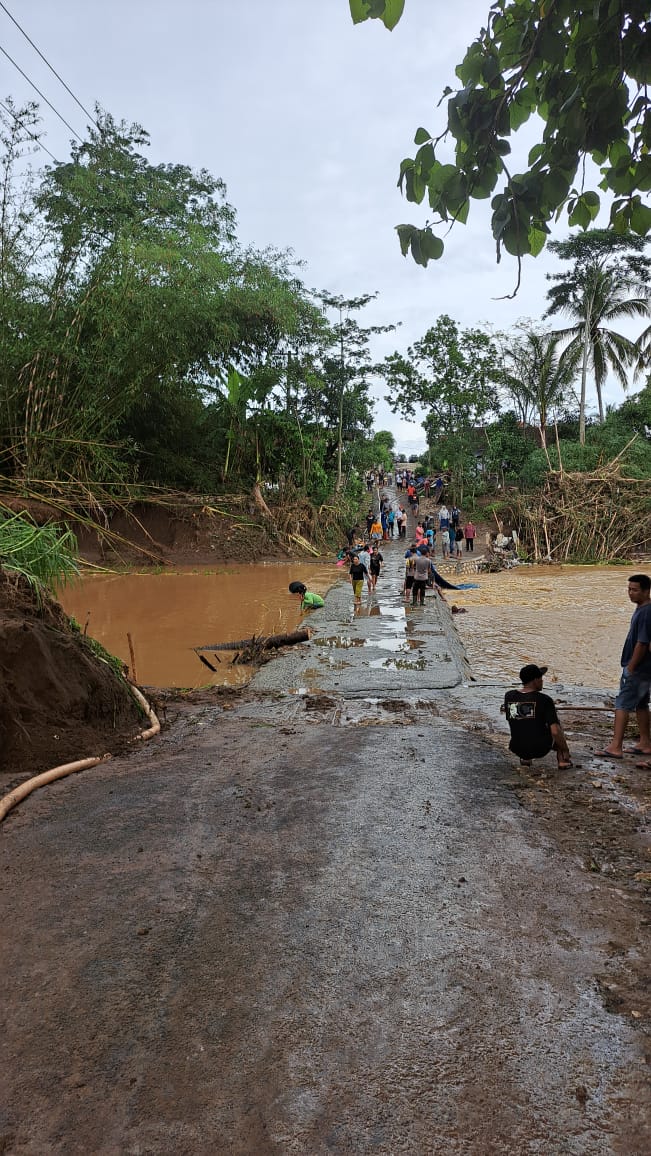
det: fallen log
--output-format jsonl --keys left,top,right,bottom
{"left": 195, "top": 628, "right": 310, "bottom": 653}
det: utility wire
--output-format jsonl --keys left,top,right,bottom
{"left": 0, "top": 41, "right": 84, "bottom": 142}
{"left": 0, "top": 97, "right": 60, "bottom": 162}
{"left": 0, "top": 1, "right": 98, "bottom": 128}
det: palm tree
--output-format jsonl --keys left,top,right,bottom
{"left": 546, "top": 237, "right": 650, "bottom": 444}
{"left": 502, "top": 329, "right": 578, "bottom": 450}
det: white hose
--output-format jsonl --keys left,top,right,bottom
{"left": 0, "top": 683, "right": 160, "bottom": 824}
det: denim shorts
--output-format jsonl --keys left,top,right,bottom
{"left": 615, "top": 669, "right": 651, "bottom": 711}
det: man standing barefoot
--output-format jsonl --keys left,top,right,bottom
{"left": 599, "top": 573, "right": 651, "bottom": 760}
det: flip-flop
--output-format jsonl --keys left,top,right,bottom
{"left": 627, "top": 747, "right": 651, "bottom": 756}
{"left": 558, "top": 761, "right": 574, "bottom": 770}
{"left": 595, "top": 749, "right": 624, "bottom": 759}
{"left": 635, "top": 760, "right": 651, "bottom": 770}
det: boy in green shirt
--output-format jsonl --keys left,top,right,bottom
{"left": 288, "top": 581, "right": 324, "bottom": 610}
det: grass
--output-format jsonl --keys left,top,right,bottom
{"left": 0, "top": 509, "right": 79, "bottom": 600}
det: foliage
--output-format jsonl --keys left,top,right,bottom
{"left": 545, "top": 231, "right": 649, "bottom": 440}
{"left": 0, "top": 106, "right": 334, "bottom": 495}
{"left": 382, "top": 314, "right": 501, "bottom": 496}
{"left": 501, "top": 327, "right": 579, "bottom": 447}
{"left": 349, "top": 1, "right": 651, "bottom": 279}
{"left": 0, "top": 510, "right": 78, "bottom": 598}
{"left": 483, "top": 410, "right": 536, "bottom": 486}
{"left": 316, "top": 292, "right": 395, "bottom": 488}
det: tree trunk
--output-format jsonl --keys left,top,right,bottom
{"left": 252, "top": 482, "right": 273, "bottom": 518}
{"left": 196, "top": 628, "right": 310, "bottom": 653}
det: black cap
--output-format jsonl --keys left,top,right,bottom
{"left": 519, "top": 663, "right": 548, "bottom": 683}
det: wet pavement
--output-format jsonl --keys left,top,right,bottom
{"left": 1, "top": 499, "right": 649, "bottom": 1154}
{"left": 252, "top": 536, "right": 469, "bottom": 697}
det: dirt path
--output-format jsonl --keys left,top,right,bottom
{"left": 0, "top": 496, "right": 649, "bottom": 1154}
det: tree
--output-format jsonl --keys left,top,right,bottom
{"left": 317, "top": 292, "right": 395, "bottom": 489}
{"left": 349, "top": 1, "right": 651, "bottom": 279}
{"left": 0, "top": 106, "right": 323, "bottom": 488}
{"left": 545, "top": 231, "right": 649, "bottom": 442}
{"left": 382, "top": 315, "right": 501, "bottom": 497}
{"left": 501, "top": 328, "right": 579, "bottom": 449}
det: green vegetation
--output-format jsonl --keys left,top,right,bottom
{"left": 0, "top": 103, "right": 387, "bottom": 516}
{"left": 0, "top": 510, "right": 78, "bottom": 598}
{"left": 350, "top": 1, "right": 650, "bottom": 278}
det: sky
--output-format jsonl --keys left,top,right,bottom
{"left": 1, "top": 0, "right": 641, "bottom": 454}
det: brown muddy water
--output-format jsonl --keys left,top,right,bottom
{"left": 450, "top": 564, "right": 636, "bottom": 689}
{"left": 59, "top": 561, "right": 638, "bottom": 691}
{"left": 59, "top": 563, "right": 336, "bottom": 689}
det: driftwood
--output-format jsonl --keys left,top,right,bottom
{"left": 195, "top": 629, "right": 310, "bottom": 653}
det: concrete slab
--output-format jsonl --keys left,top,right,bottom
{"left": 252, "top": 535, "right": 470, "bottom": 696}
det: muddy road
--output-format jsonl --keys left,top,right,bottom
{"left": 1, "top": 537, "right": 650, "bottom": 1154}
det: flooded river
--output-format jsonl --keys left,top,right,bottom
{"left": 450, "top": 564, "right": 635, "bottom": 689}
{"left": 59, "top": 560, "right": 637, "bottom": 691}
{"left": 60, "top": 563, "right": 336, "bottom": 689}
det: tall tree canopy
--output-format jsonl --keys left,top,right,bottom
{"left": 349, "top": 1, "right": 651, "bottom": 279}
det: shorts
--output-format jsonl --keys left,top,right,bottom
{"left": 405, "top": 575, "right": 414, "bottom": 590}
{"left": 615, "top": 669, "right": 651, "bottom": 711}
{"left": 352, "top": 579, "right": 364, "bottom": 599}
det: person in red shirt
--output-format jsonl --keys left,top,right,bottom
{"left": 463, "top": 521, "right": 477, "bottom": 552}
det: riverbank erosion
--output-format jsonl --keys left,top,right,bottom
{"left": 0, "top": 487, "right": 346, "bottom": 567}
{"left": 1, "top": 540, "right": 650, "bottom": 1153}
{"left": 0, "top": 569, "right": 144, "bottom": 775}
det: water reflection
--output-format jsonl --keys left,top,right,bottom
{"left": 60, "top": 563, "right": 336, "bottom": 688}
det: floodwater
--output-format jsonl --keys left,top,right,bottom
{"left": 450, "top": 564, "right": 636, "bottom": 688}
{"left": 59, "top": 563, "right": 336, "bottom": 688}
{"left": 59, "top": 560, "right": 638, "bottom": 691}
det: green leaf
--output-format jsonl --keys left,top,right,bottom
{"left": 349, "top": 0, "right": 404, "bottom": 28}
{"left": 527, "top": 225, "right": 547, "bottom": 257}
{"left": 418, "top": 229, "right": 444, "bottom": 261}
{"left": 396, "top": 224, "right": 416, "bottom": 256}
{"left": 630, "top": 199, "right": 651, "bottom": 236}
{"left": 510, "top": 98, "right": 532, "bottom": 131}
{"left": 349, "top": 0, "right": 370, "bottom": 24}
{"left": 414, "top": 127, "right": 431, "bottom": 146}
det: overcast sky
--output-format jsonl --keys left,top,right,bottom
{"left": 2, "top": 0, "right": 638, "bottom": 453}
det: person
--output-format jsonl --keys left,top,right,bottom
{"left": 451, "top": 505, "right": 461, "bottom": 530}
{"left": 345, "top": 523, "right": 359, "bottom": 547}
{"left": 411, "top": 548, "right": 431, "bottom": 606}
{"left": 365, "top": 509, "right": 374, "bottom": 537}
{"left": 438, "top": 505, "right": 450, "bottom": 531}
{"left": 504, "top": 664, "right": 572, "bottom": 769}
{"left": 403, "top": 548, "right": 415, "bottom": 601}
{"left": 464, "top": 520, "right": 477, "bottom": 552}
{"left": 288, "top": 581, "right": 324, "bottom": 610}
{"left": 370, "top": 514, "right": 383, "bottom": 544}
{"left": 440, "top": 526, "right": 450, "bottom": 559}
{"left": 599, "top": 573, "right": 651, "bottom": 761}
{"left": 357, "top": 543, "right": 373, "bottom": 593}
{"left": 349, "top": 554, "right": 369, "bottom": 605}
{"left": 454, "top": 525, "right": 464, "bottom": 558}
{"left": 387, "top": 507, "right": 395, "bottom": 537}
{"left": 369, "top": 545, "right": 383, "bottom": 589}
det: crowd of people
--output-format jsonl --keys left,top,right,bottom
{"left": 291, "top": 471, "right": 651, "bottom": 776}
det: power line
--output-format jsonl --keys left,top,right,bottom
{"left": 0, "top": 41, "right": 84, "bottom": 143}
{"left": 0, "top": 97, "right": 60, "bottom": 162}
{"left": 0, "top": 1, "right": 98, "bottom": 128}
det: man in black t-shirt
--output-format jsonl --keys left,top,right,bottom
{"left": 504, "top": 664, "right": 572, "bottom": 769}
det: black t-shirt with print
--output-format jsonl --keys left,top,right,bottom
{"left": 503, "top": 689, "right": 558, "bottom": 758}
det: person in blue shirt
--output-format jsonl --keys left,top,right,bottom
{"left": 599, "top": 574, "right": 651, "bottom": 760}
